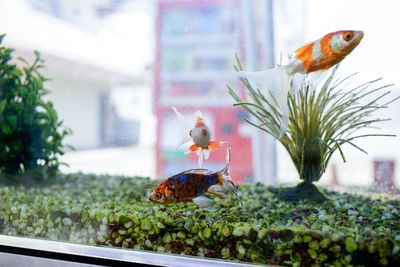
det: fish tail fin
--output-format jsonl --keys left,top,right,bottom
{"left": 220, "top": 146, "right": 231, "bottom": 176}
{"left": 172, "top": 107, "right": 193, "bottom": 148}
{"left": 184, "top": 143, "right": 214, "bottom": 168}
{"left": 172, "top": 106, "right": 187, "bottom": 124}
{"left": 190, "top": 141, "right": 224, "bottom": 168}
{"left": 183, "top": 144, "right": 204, "bottom": 168}
{"left": 217, "top": 171, "right": 241, "bottom": 206}
{"left": 199, "top": 141, "right": 224, "bottom": 163}
{"left": 217, "top": 147, "right": 242, "bottom": 206}
{"left": 197, "top": 149, "right": 204, "bottom": 168}
{"left": 237, "top": 67, "right": 292, "bottom": 138}
{"left": 207, "top": 141, "right": 224, "bottom": 151}
{"left": 184, "top": 144, "right": 201, "bottom": 154}
{"left": 207, "top": 186, "right": 227, "bottom": 199}
{"left": 217, "top": 147, "right": 237, "bottom": 195}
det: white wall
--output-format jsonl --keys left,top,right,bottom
{"left": 46, "top": 77, "right": 105, "bottom": 150}
{"left": 111, "top": 85, "right": 155, "bottom": 147}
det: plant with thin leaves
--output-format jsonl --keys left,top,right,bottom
{"left": 228, "top": 56, "right": 398, "bottom": 202}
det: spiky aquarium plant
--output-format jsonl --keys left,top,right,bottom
{"left": 228, "top": 56, "right": 398, "bottom": 202}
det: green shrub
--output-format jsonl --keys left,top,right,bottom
{"left": 0, "top": 34, "right": 71, "bottom": 180}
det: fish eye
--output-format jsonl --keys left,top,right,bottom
{"left": 343, "top": 32, "right": 353, "bottom": 41}
{"left": 154, "top": 192, "right": 161, "bottom": 199}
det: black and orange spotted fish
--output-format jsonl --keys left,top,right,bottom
{"left": 149, "top": 148, "right": 237, "bottom": 207}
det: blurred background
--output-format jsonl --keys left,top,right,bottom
{"left": 1, "top": 0, "right": 399, "bottom": 191}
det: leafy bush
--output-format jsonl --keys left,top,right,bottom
{"left": 0, "top": 174, "right": 399, "bottom": 266}
{"left": 0, "top": 34, "right": 71, "bottom": 180}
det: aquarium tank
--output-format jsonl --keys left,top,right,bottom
{"left": 0, "top": 0, "right": 399, "bottom": 266}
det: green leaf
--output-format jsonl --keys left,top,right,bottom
{"left": 0, "top": 99, "right": 6, "bottom": 113}
{"left": 2, "top": 124, "right": 12, "bottom": 135}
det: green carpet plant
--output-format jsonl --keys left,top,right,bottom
{"left": 0, "top": 174, "right": 399, "bottom": 266}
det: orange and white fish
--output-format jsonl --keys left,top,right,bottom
{"left": 149, "top": 147, "right": 237, "bottom": 207}
{"left": 237, "top": 30, "right": 364, "bottom": 137}
{"left": 173, "top": 107, "right": 224, "bottom": 167}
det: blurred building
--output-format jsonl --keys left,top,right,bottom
{"left": 154, "top": 0, "right": 253, "bottom": 181}
{"left": 0, "top": 0, "right": 152, "bottom": 150}
{"left": 154, "top": 0, "right": 309, "bottom": 184}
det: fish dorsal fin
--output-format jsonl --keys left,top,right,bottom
{"left": 172, "top": 107, "right": 193, "bottom": 149}
{"left": 194, "top": 110, "right": 203, "bottom": 120}
{"left": 182, "top": 168, "right": 213, "bottom": 175}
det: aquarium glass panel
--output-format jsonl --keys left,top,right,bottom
{"left": 0, "top": 0, "right": 399, "bottom": 266}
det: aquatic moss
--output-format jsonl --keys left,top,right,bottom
{"left": 0, "top": 173, "right": 399, "bottom": 266}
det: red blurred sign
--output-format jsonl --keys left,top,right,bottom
{"left": 154, "top": 0, "right": 253, "bottom": 183}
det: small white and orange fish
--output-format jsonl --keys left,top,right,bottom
{"left": 172, "top": 107, "right": 224, "bottom": 167}
{"left": 237, "top": 30, "right": 364, "bottom": 137}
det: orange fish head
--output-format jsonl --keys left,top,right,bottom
{"left": 330, "top": 30, "right": 364, "bottom": 54}
{"left": 149, "top": 182, "right": 174, "bottom": 203}
{"left": 342, "top": 30, "right": 363, "bottom": 48}
{"left": 149, "top": 190, "right": 165, "bottom": 203}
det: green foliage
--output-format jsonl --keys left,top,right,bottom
{"left": 228, "top": 56, "right": 398, "bottom": 183}
{"left": 0, "top": 34, "right": 71, "bottom": 180}
{"left": 0, "top": 173, "right": 399, "bottom": 266}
